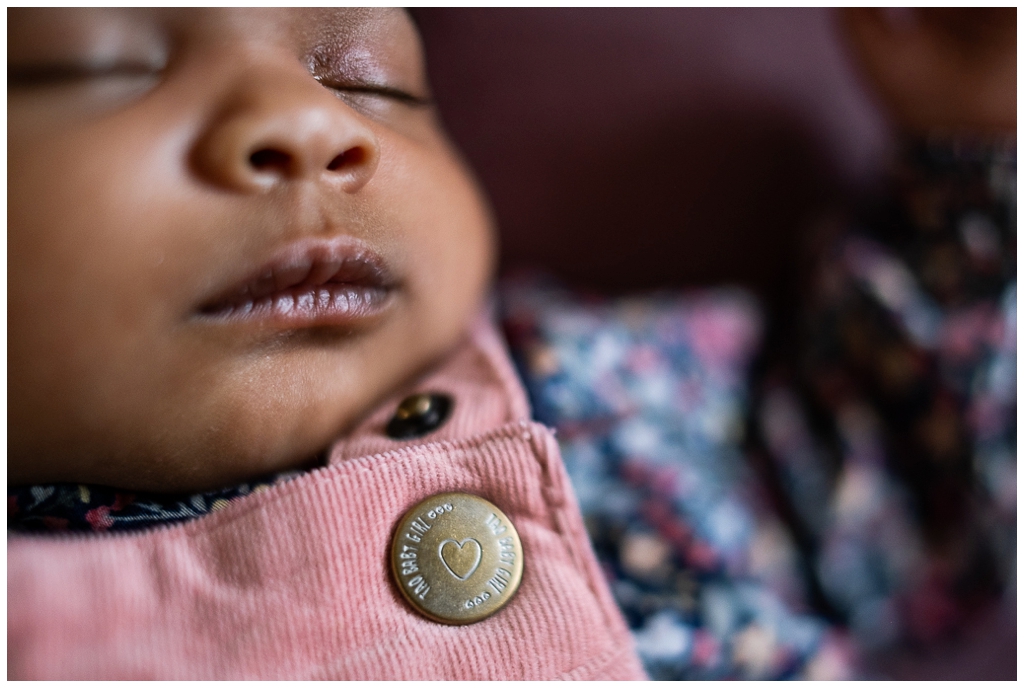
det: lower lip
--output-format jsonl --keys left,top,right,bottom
{"left": 199, "top": 283, "right": 393, "bottom": 328}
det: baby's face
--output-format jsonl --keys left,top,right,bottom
{"left": 9, "top": 9, "right": 495, "bottom": 491}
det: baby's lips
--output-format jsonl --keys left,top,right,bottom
{"left": 198, "top": 236, "right": 396, "bottom": 324}
{"left": 205, "top": 284, "right": 392, "bottom": 325}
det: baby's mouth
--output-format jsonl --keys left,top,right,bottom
{"left": 198, "top": 240, "right": 396, "bottom": 327}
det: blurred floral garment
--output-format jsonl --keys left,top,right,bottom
{"left": 749, "top": 138, "right": 1016, "bottom": 650}
{"left": 500, "top": 138, "right": 1015, "bottom": 679}
{"left": 501, "top": 279, "right": 855, "bottom": 680}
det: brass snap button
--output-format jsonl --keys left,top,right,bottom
{"left": 385, "top": 393, "right": 452, "bottom": 439}
{"left": 390, "top": 492, "right": 524, "bottom": 625}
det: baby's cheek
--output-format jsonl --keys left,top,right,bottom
{"left": 398, "top": 144, "right": 495, "bottom": 334}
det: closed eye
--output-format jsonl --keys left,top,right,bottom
{"left": 314, "top": 77, "right": 432, "bottom": 107}
{"left": 8, "top": 62, "right": 162, "bottom": 88}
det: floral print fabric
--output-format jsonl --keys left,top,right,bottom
{"left": 8, "top": 474, "right": 297, "bottom": 533}
{"left": 749, "top": 138, "right": 1016, "bottom": 650}
{"left": 501, "top": 279, "right": 853, "bottom": 679}
{"left": 497, "top": 136, "right": 1014, "bottom": 678}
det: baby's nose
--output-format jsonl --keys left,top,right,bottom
{"left": 192, "top": 56, "right": 380, "bottom": 194}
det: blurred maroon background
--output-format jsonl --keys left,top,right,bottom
{"left": 414, "top": 8, "right": 891, "bottom": 307}
{"left": 412, "top": 9, "right": 1015, "bottom": 680}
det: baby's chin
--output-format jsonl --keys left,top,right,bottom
{"left": 11, "top": 384, "right": 398, "bottom": 495}
{"left": 10, "top": 406, "right": 325, "bottom": 496}
{"left": 10, "top": 306, "right": 480, "bottom": 494}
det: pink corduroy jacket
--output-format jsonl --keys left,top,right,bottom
{"left": 8, "top": 318, "right": 648, "bottom": 680}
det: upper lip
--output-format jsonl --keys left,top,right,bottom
{"left": 198, "top": 236, "right": 395, "bottom": 317}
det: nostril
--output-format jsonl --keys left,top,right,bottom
{"left": 249, "top": 148, "right": 292, "bottom": 172}
{"left": 326, "top": 147, "right": 366, "bottom": 172}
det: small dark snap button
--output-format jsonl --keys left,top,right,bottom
{"left": 386, "top": 393, "right": 453, "bottom": 439}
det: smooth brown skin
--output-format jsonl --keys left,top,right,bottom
{"left": 841, "top": 8, "right": 1016, "bottom": 135}
{"left": 9, "top": 9, "right": 496, "bottom": 492}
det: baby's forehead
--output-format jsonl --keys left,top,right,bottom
{"left": 9, "top": 8, "right": 419, "bottom": 55}
{"left": 192, "top": 8, "right": 414, "bottom": 43}
{"left": 8, "top": 7, "right": 406, "bottom": 28}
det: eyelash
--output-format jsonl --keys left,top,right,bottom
{"left": 314, "top": 78, "right": 432, "bottom": 107}
{"left": 8, "top": 63, "right": 161, "bottom": 87}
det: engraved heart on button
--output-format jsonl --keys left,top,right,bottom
{"left": 438, "top": 538, "right": 483, "bottom": 581}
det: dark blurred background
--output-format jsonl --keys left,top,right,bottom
{"left": 412, "top": 8, "right": 1014, "bottom": 680}
{"left": 414, "top": 9, "right": 891, "bottom": 306}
